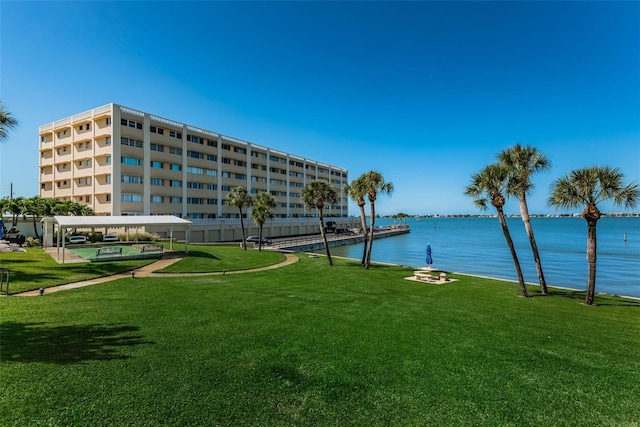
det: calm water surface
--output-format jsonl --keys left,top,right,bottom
{"left": 328, "top": 217, "right": 640, "bottom": 298}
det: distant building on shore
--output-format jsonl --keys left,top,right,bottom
{"left": 38, "top": 103, "right": 349, "bottom": 219}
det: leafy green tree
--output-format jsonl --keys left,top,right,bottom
{"left": 22, "top": 196, "right": 47, "bottom": 240}
{"left": 227, "top": 186, "right": 252, "bottom": 250}
{"left": 548, "top": 166, "right": 639, "bottom": 305}
{"left": 498, "top": 144, "right": 551, "bottom": 295}
{"left": 465, "top": 163, "right": 528, "bottom": 298}
{"left": 302, "top": 180, "right": 338, "bottom": 266}
{"left": 6, "top": 197, "right": 24, "bottom": 228}
{"left": 0, "top": 101, "right": 18, "bottom": 142}
{"left": 344, "top": 177, "right": 369, "bottom": 266}
{"left": 250, "top": 193, "right": 275, "bottom": 252}
{"left": 360, "top": 171, "right": 393, "bottom": 270}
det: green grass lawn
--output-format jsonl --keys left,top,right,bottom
{"left": 0, "top": 248, "right": 156, "bottom": 294}
{"left": 1, "top": 254, "right": 639, "bottom": 426}
{"left": 156, "top": 243, "right": 286, "bottom": 273}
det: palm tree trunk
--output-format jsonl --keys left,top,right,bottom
{"left": 239, "top": 209, "right": 247, "bottom": 250}
{"left": 318, "top": 211, "right": 333, "bottom": 266}
{"left": 519, "top": 195, "right": 548, "bottom": 294}
{"left": 258, "top": 225, "right": 263, "bottom": 252}
{"left": 358, "top": 204, "right": 368, "bottom": 266}
{"left": 585, "top": 219, "right": 598, "bottom": 305}
{"left": 365, "top": 202, "right": 376, "bottom": 269}
{"left": 497, "top": 208, "right": 528, "bottom": 298}
{"left": 32, "top": 216, "right": 40, "bottom": 240}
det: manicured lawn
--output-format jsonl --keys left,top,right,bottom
{"left": 1, "top": 255, "right": 639, "bottom": 426}
{"left": 156, "top": 243, "right": 286, "bottom": 273}
{"left": 0, "top": 248, "right": 156, "bottom": 294}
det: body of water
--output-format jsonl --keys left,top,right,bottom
{"left": 328, "top": 216, "right": 640, "bottom": 298}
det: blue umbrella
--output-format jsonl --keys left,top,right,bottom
{"left": 426, "top": 243, "right": 433, "bottom": 266}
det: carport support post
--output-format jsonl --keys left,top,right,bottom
{"left": 169, "top": 228, "right": 173, "bottom": 251}
{"left": 62, "top": 229, "right": 66, "bottom": 264}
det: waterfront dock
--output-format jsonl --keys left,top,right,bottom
{"left": 271, "top": 227, "right": 410, "bottom": 252}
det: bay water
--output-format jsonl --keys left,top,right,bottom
{"left": 328, "top": 216, "right": 640, "bottom": 298}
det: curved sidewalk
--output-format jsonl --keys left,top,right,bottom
{"left": 15, "top": 253, "right": 299, "bottom": 296}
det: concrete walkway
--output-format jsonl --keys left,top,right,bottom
{"left": 15, "top": 253, "right": 299, "bottom": 296}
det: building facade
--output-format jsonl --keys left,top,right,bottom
{"left": 39, "top": 103, "right": 349, "bottom": 221}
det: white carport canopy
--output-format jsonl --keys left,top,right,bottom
{"left": 44, "top": 215, "right": 191, "bottom": 263}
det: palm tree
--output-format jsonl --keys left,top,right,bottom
{"left": 548, "top": 166, "right": 639, "bottom": 305}
{"left": 0, "top": 101, "right": 18, "bottom": 142}
{"left": 360, "top": 171, "right": 393, "bottom": 270}
{"left": 227, "top": 186, "right": 252, "bottom": 250}
{"left": 302, "top": 180, "right": 338, "bottom": 266}
{"left": 344, "top": 177, "right": 369, "bottom": 266}
{"left": 250, "top": 192, "right": 275, "bottom": 252}
{"left": 6, "top": 197, "right": 25, "bottom": 229}
{"left": 465, "top": 163, "right": 529, "bottom": 298}
{"left": 22, "top": 196, "right": 46, "bottom": 240}
{"left": 498, "top": 144, "right": 551, "bottom": 295}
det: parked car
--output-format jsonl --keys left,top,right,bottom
{"left": 246, "top": 236, "right": 272, "bottom": 245}
{"left": 102, "top": 234, "right": 119, "bottom": 242}
{"left": 69, "top": 235, "right": 87, "bottom": 244}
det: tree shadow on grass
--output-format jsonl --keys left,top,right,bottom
{"left": 0, "top": 322, "right": 154, "bottom": 364}
{"left": 184, "top": 250, "right": 220, "bottom": 260}
{"left": 551, "top": 289, "right": 640, "bottom": 308}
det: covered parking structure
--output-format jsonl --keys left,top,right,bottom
{"left": 42, "top": 215, "right": 192, "bottom": 264}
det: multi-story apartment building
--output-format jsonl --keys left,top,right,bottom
{"left": 39, "top": 103, "right": 349, "bottom": 220}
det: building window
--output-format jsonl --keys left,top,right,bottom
{"left": 169, "top": 197, "right": 182, "bottom": 204}
{"left": 151, "top": 178, "right": 164, "bottom": 186}
{"left": 222, "top": 172, "right": 230, "bottom": 178}
{"left": 235, "top": 173, "right": 246, "bottom": 180}
{"left": 150, "top": 126, "right": 157, "bottom": 133}
{"left": 122, "top": 175, "right": 143, "bottom": 184}
{"left": 106, "top": 117, "right": 111, "bottom": 125}
{"left": 170, "top": 163, "right": 181, "bottom": 171}
{"left": 187, "top": 150, "right": 204, "bottom": 159}
{"left": 170, "top": 180, "right": 182, "bottom": 187}
{"left": 222, "top": 143, "right": 231, "bottom": 151}
{"left": 121, "top": 156, "right": 142, "bottom": 166}
{"left": 187, "top": 166, "right": 204, "bottom": 175}
{"left": 85, "top": 195, "right": 91, "bottom": 202}
{"left": 206, "top": 169, "right": 216, "bottom": 177}
{"left": 150, "top": 161, "right": 164, "bottom": 169}
{"left": 169, "top": 147, "right": 182, "bottom": 155}
{"left": 150, "top": 143, "right": 165, "bottom": 152}
{"left": 234, "top": 147, "right": 246, "bottom": 154}
{"left": 207, "top": 154, "right": 217, "bottom": 161}
{"left": 106, "top": 174, "right": 111, "bottom": 184}
{"left": 151, "top": 195, "right": 164, "bottom": 203}
{"left": 105, "top": 137, "right": 111, "bottom": 145}
{"left": 207, "top": 199, "right": 218, "bottom": 205}
{"left": 121, "top": 137, "right": 143, "bottom": 148}
{"left": 207, "top": 139, "right": 217, "bottom": 147}
{"left": 121, "top": 193, "right": 143, "bottom": 203}
{"left": 106, "top": 193, "right": 111, "bottom": 202}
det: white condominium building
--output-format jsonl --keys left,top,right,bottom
{"left": 39, "top": 103, "right": 349, "bottom": 219}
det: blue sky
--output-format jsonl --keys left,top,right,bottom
{"left": 1, "top": 1, "right": 639, "bottom": 215}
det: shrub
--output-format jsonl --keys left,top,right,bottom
{"left": 23, "top": 237, "right": 41, "bottom": 247}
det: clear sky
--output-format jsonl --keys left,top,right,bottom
{"left": 1, "top": 1, "right": 639, "bottom": 216}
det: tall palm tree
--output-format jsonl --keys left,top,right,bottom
{"left": 302, "top": 180, "right": 338, "bottom": 266}
{"left": 0, "top": 101, "right": 18, "bottom": 142}
{"left": 548, "top": 166, "right": 639, "bottom": 305}
{"left": 250, "top": 192, "right": 275, "bottom": 252}
{"left": 344, "top": 176, "right": 369, "bottom": 266}
{"left": 227, "top": 186, "right": 252, "bottom": 250}
{"left": 498, "top": 144, "right": 551, "bottom": 295}
{"left": 465, "top": 163, "right": 529, "bottom": 298}
{"left": 361, "top": 171, "right": 393, "bottom": 270}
